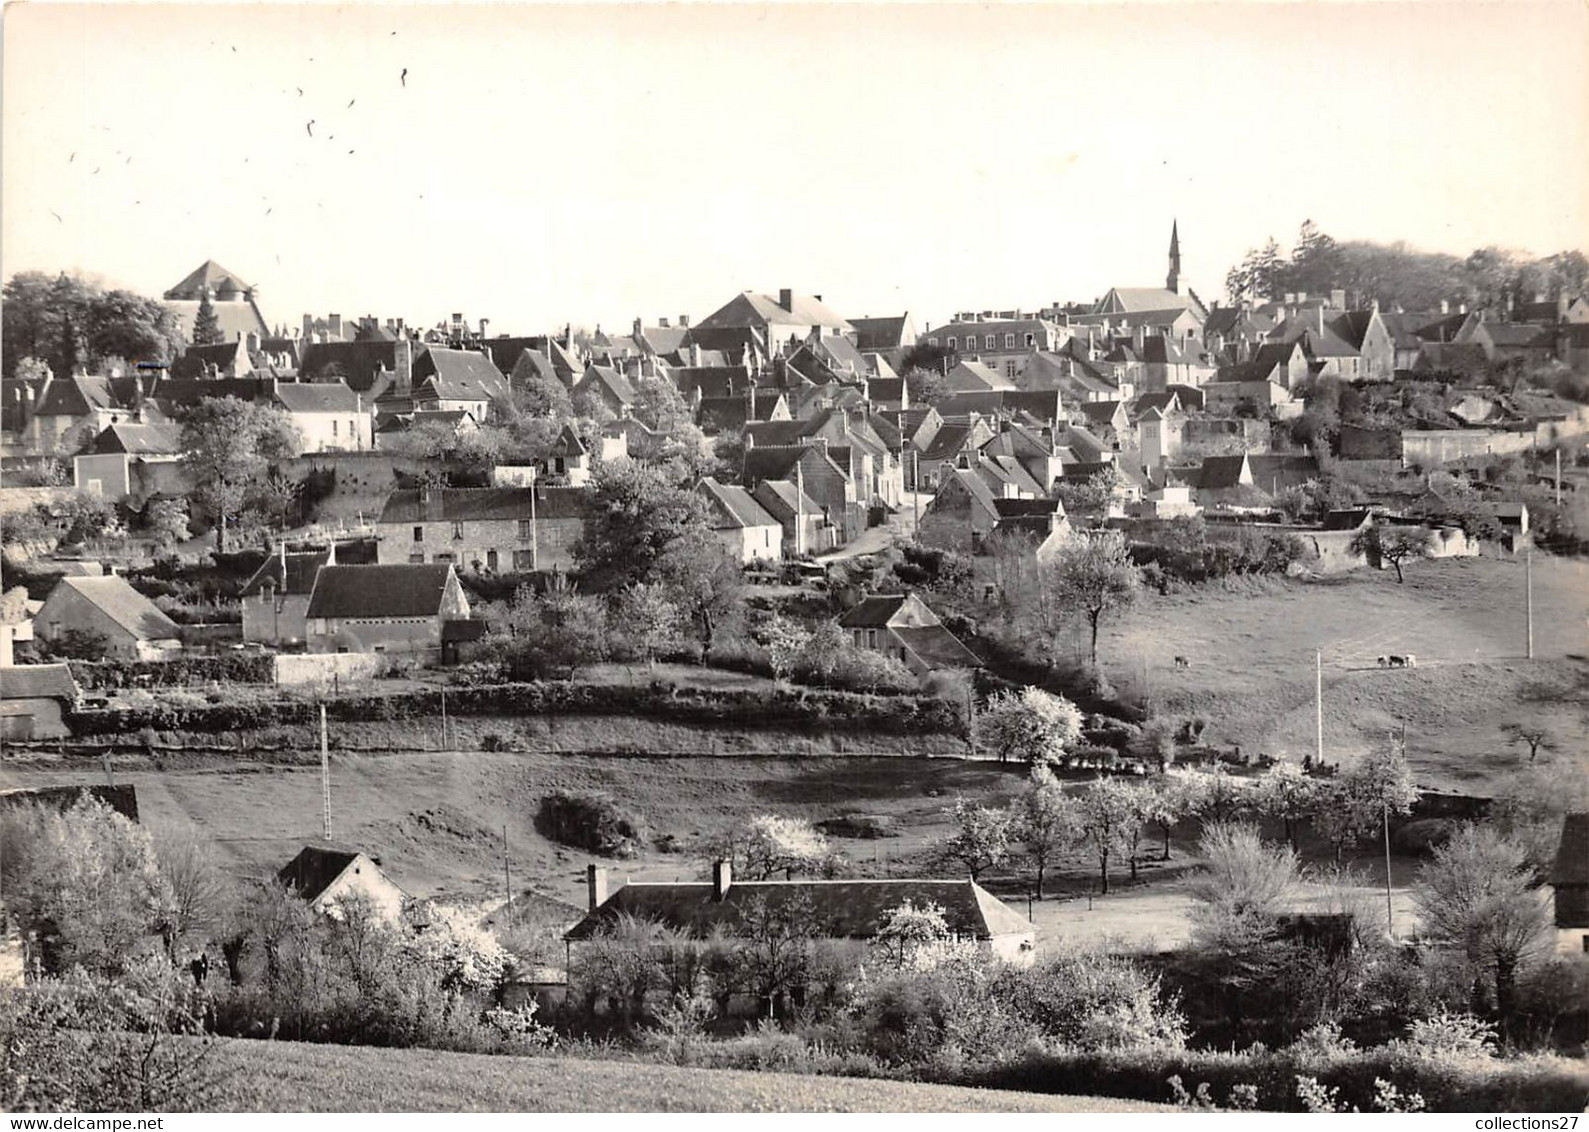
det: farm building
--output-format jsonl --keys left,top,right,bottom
{"left": 836, "top": 593, "right": 982, "bottom": 677}
{"left": 33, "top": 576, "right": 181, "bottom": 661}
{"left": 279, "top": 846, "right": 407, "bottom": 924}
{"left": 304, "top": 563, "right": 471, "bottom": 656}
{"left": 1551, "top": 812, "right": 1589, "bottom": 956}
{"left": 0, "top": 664, "right": 78, "bottom": 740}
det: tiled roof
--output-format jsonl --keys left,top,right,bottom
{"left": 415, "top": 348, "right": 510, "bottom": 405}
{"left": 1078, "top": 401, "right": 1125, "bottom": 426}
{"left": 298, "top": 340, "right": 404, "bottom": 392}
{"left": 1552, "top": 812, "right": 1589, "bottom": 887}
{"left": 745, "top": 419, "right": 810, "bottom": 448}
{"left": 573, "top": 364, "right": 637, "bottom": 407}
{"left": 696, "top": 477, "right": 780, "bottom": 529}
{"left": 838, "top": 593, "right": 913, "bottom": 628}
{"left": 306, "top": 564, "right": 456, "bottom": 619}
{"left": 1480, "top": 322, "right": 1555, "bottom": 348}
{"left": 378, "top": 486, "right": 590, "bottom": 524}
{"left": 86, "top": 421, "right": 184, "bottom": 456}
{"left": 274, "top": 382, "right": 362, "bottom": 413}
{"left": 893, "top": 625, "right": 983, "bottom": 669}
{"left": 48, "top": 576, "right": 180, "bottom": 641}
{"left": 279, "top": 846, "right": 360, "bottom": 902}
{"left": 1193, "top": 455, "right": 1248, "bottom": 491}
{"left": 171, "top": 341, "right": 249, "bottom": 379}
{"left": 239, "top": 549, "right": 332, "bottom": 597}
{"left": 918, "top": 422, "right": 974, "bottom": 462}
{"left": 566, "top": 878, "right": 1029, "bottom": 942}
{"left": 695, "top": 291, "right": 854, "bottom": 333}
{"left": 0, "top": 663, "right": 77, "bottom": 702}
{"left": 849, "top": 315, "right": 913, "bottom": 351}
{"left": 750, "top": 478, "right": 824, "bottom": 520}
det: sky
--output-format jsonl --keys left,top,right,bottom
{"left": 4, "top": 1, "right": 1588, "bottom": 337}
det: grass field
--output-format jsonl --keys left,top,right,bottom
{"left": 204, "top": 1039, "right": 1167, "bottom": 1111}
{"left": 1096, "top": 554, "right": 1589, "bottom": 791}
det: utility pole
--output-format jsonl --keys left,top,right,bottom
{"left": 530, "top": 486, "right": 539, "bottom": 572}
{"left": 1383, "top": 798, "right": 1395, "bottom": 937}
{"left": 440, "top": 687, "right": 449, "bottom": 751}
{"left": 912, "top": 450, "right": 920, "bottom": 529}
{"left": 1315, "top": 648, "right": 1324, "bottom": 766}
{"left": 1526, "top": 550, "right": 1534, "bottom": 660}
{"left": 1556, "top": 448, "right": 1563, "bottom": 508}
{"left": 320, "top": 703, "right": 332, "bottom": 840}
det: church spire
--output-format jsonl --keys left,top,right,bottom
{"left": 1167, "top": 220, "right": 1182, "bottom": 294}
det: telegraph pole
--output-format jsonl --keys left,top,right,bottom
{"left": 440, "top": 687, "right": 449, "bottom": 751}
{"left": 1315, "top": 648, "right": 1324, "bottom": 766}
{"left": 320, "top": 704, "right": 332, "bottom": 840}
{"left": 1526, "top": 550, "right": 1534, "bottom": 660}
{"left": 503, "top": 824, "right": 514, "bottom": 926}
{"left": 1555, "top": 448, "right": 1563, "bottom": 508}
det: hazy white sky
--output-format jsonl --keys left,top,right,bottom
{"left": 4, "top": 2, "right": 1587, "bottom": 335}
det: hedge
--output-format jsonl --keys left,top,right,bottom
{"left": 68, "top": 654, "right": 275, "bottom": 690}
{"left": 956, "top": 1047, "right": 1589, "bottom": 1113}
{"left": 66, "top": 680, "right": 963, "bottom": 737}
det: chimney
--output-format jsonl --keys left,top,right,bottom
{"left": 678, "top": 314, "right": 689, "bottom": 328}
{"left": 325, "top": 540, "right": 337, "bottom": 565}
{"left": 1316, "top": 307, "right": 1325, "bottom": 334}
{"left": 712, "top": 859, "right": 732, "bottom": 901}
{"left": 632, "top": 317, "right": 643, "bottom": 341}
{"left": 479, "top": 318, "right": 490, "bottom": 339}
{"left": 658, "top": 317, "right": 670, "bottom": 329}
{"left": 395, "top": 337, "right": 414, "bottom": 388}
{"left": 420, "top": 486, "right": 435, "bottom": 520}
{"left": 1440, "top": 299, "right": 1449, "bottom": 315}
{"left": 329, "top": 314, "right": 343, "bottom": 339}
{"left": 779, "top": 288, "right": 794, "bottom": 312}
{"left": 587, "top": 864, "right": 609, "bottom": 911}
{"left": 1284, "top": 293, "right": 1296, "bottom": 305}
{"left": 690, "top": 341, "right": 702, "bottom": 367}
{"left": 1559, "top": 292, "right": 1571, "bottom": 317}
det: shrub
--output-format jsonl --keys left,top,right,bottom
{"left": 536, "top": 790, "right": 647, "bottom": 857}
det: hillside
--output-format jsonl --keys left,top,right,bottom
{"left": 204, "top": 1039, "right": 1167, "bottom": 1112}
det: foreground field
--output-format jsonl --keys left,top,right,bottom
{"left": 206, "top": 1039, "right": 1167, "bottom": 1112}
{"left": 1097, "top": 554, "right": 1589, "bottom": 790}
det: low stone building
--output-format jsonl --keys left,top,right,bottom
{"left": 836, "top": 592, "right": 982, "bottom": 677}
{"left": 0, "top": 663, "right": 77, "bottom": 740}
{"left": 239, "top": 545, "right": 337, "bottom": 648}
{"left": 34, "top": 575, "right": 181, "bottom": 661}
{"left": 279, "top": 846, "right": 407, "bottom": 925}
{"left": 304, "top": 563, "right": 470, "bottom": 655}
{"left": 375, "top": 486, "right": 590, "bottom": 573}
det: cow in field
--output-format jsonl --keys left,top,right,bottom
{"left": 1173, "top": 656, "right": 1190, "bottom": 668}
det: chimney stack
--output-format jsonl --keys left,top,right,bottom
{"left": 712, "top": 859, "right": 732, "bottom": 901}
{"left": 678, "top": 314, "right": 689, "bottom": 328}
{"left": 587, "top": 864, "right": 608, "bottom": 911}
{"left": 779, "top": 288, "right": 794, "bottom": 312}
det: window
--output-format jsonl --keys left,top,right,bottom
{"left": 1025, "top": 333, "right": 1036, "bottom": 347}
{"left": 1004, "top": 333, "right": 1016, "bottom": 349}
{"left": 513, "top": 549, "right": 535, "bottom": 570}
{"left": 486, "top": 550, "right": 499, "bottom": 571}
{"left": 409, "top": 552, "right": 426, "bottom": 564}
{"left": 433, "top": 552, "right": 455, "bottom": 564}
{"left": 928, "top": 336, "right": 940, "bottom": 347}
{"left": 1006, "top": 361, "right": 1017, "bottom": 378}
{"left": 332, "top": 420, "right": 339, "bottom": 438}
{"left": 413, "top": 526, "right": 424, "bottom": 542}
{"left": 866, "top": 629, "right": 878, "bottom": 648}
{"left": 985, "top": 334, "right": 996, "bottom": 350}
{"left": 947, "top": 336, "right": 957, "bottom": 350}
{"left": 517, "top": 519, "right": 533, "bottom": 540}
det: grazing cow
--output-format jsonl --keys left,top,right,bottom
{"left": 1405, "top": 654, "right": 1417, "bottom": 668}
{"left": 1173, "top": 656, "right": 1190, "bottom": 668}
{"left": 1388, "top": 655, "right": 1407, "bottom": 668}
{"left": 1377, "top": 656, "right": 1388, "bottom": 667}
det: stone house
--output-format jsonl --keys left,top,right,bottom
{"left": 0, "top": 663, "right": 77, "bottom": 741}
{"left": 279, "top": 846, "right": 407, "bottom": 925}
{"left": 695, "top": 477, "right": 784, "bottom": 563}
{"left": 750, "top": 479, "right": 838, "bottom": 556}
{"left": 1550, "top": 812, "right": 1589, "bottom": 955}
{"left": 742, "top": 444, "right": 862, "bottom": 547}
{"left": 304, "top": 563, "right": 470, "bottom": 655}
{"left": 239, "top": 544, "right": 336, "bottom": 648}
{"left": 836, "top": 592, "right": 982, "bottom": 677}
{"left": 273, "top": 382, "right": 372, "bottom": 453}
{"left": 375, "top": 486, "right": 591, "bottom": 573}
{"left": 72, "top": 421, "right": 188, "bottom": 503}
{"left": 34, "top": 576, "right": 181, "bottom": 661}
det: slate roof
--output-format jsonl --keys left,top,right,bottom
{"left": 1078, "top": 401, "right": 1127, "bottom": 428}
{"left": 279, "top": 846, "right": 361, "bottom": 902}
{"left": 1132, "top": 392, "right": 1183, "bottom": 418}
{"left": 918, "top": 422, "right": 976, "bottom": 462}
{"left": 696, "top": 477, "right": 780, "bottom": 530}
{"left": 86, "top": 421, "right": 184, "bottom": 456}
{"left": 171, "top": 341, "right": 250, "bottom": 379}
{"left": 893, "top": 625, "right": 983, "bottom": 669}
{"left": 377, "top": 486, "right": 590, "bottom": 524}
{"left": 944, "top": 359, "right": 1012, "bottom": 392}
{"left": 1480, "top": 322, "right": 1555, "bottom": 348}
{"left": 672, "top": 366, "right": 746, "bottom": 400}
{"left": 46, "top": 576, "right": 180, "bottom": 641}
{"left": 507, "top": 347, "right": 560, "bottom": 388}
{"left": 1094, "top": 287, "right": 1201, "bottom": 315}
{"left": 572, "top": 364, "right": 637, "bottom": 407}
{"left": 414, "top": 348, "right": 510, "bottom": 405}
{"left": 1552, "top": 813, "right": 1589, "bottom": 887}
{"left": 0, "top": 663, "right": 78, "bottom": 702}
{"left": 162, "top": 300, "right": 269, "bottom": 345}
{"left": 567, "top": 877, "right": 1028, "bottom": 942}
{"left": 838, "top": 593, "right": 916, "bottom": 628}
{"left": 867, "top": 377, "right": 906, "bottom": 405}
{"left": 751, "top": 479, "right": 825, "bottom": 521}
{"left": 1412, "top": 342, "right": 1492, "bottom": 377}
{"left": 1321, "top": 509, "right": 1374, "bottom": 531}
{"left": 305, "top": 564, "right": 456, "bottom": 619}
{"left": 164, "top": 259, "right": 254, "bottom": 300}
{"left": 849, "top": 315, "right": 914, "bottom": 351}
{"left": 694, "top": 291, "right": 854, "bottom": 333}
{"left": 1193, "top": 456, "right": 1249, "bottom": 491}
{"left": 275, "top": 382, "right": 362, "bottom": 413}
{"left": 297, "top": 340, "right": 404, "bottom": 392}
{"left": 239, "top": 549, "right": 333, "bottom": 598}
{"left": 31, "top": 375, "right": 134, "bottom": 418}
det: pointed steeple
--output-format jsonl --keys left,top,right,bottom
{"left": 1166, "top": 220, "right": 1182, "bottom": 294}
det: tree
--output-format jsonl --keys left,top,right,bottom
{"left": 941, "top": 798, "right": 1011, "bottom": 882}
{"left": 154, "top": 832, "right": 236, "bottom": 961}
{"left": 1076, "top": 777, "right": 1142, "bottom": 895}
{"left": 1349, "top": 522, "right": 1429, "bottom": 584}
{"left": 871, "top": 899, "right": 953, "bottom": 970}
{"left": 575, "top": 458, "right": 715, "bottom": 591}
{"left": 655, "top": 531, "right": 744, "bottom": 656}
{"left": 713, "top": 815, "right": 832, "bottom": 881}
{"left": 191, "top": 291, "right": 224, "bottom": 346}
{"left": 1500, "top": 722, "right": 1553, "bottom": 763}
{"left": 1153, "top": 772, "right": 1207, "bottom": 861}
{"left": 0, "top": 797, "right": 176, "bottom": 977}
{"left": 978, "top": 686, "right": 1083, "bottom": 766}
{"left": 178, "top": 397, "right": 300, "bottom": 551}
{"left": 87, "top": 289, "right": 184, "bottom": 364}
{"left": 612, "top": 583, "right": 682, "bottom": 666}
{"left": 1414, "top": 824, "right": 1550, "bottom": 1019}
{"left": 902, "top": 365, "right": 951, "bottom": 407}
{"left": 733, "top": 891, "right": 820, "bottom": 1015}
{"left": 1018, "top": 770, "right": 1080, "bottom": 899}
{"left": 1252, "top": 760, "right": 1320, "bottom": 853}
{"left": 759, "top": 614, "right": 810, "bottom": 683}
{"left": 143, "top": 497, "right": 191, "bottom": 554}
{"left": 1283, "top": 219, "right": 1345, "bottom": 297}
{"left": 1186, "top": 822, "right": 1301, "bottom": 1024}
{"left": 509, "top": 357, "right": 574, "bottom": 419}
{"left": 1043, "top": 530, "right": 1141, "bottom": 664}
{"left": 1315, "top": 740, "right": 1420, "bottom": 863}
{"left": 1055, "top": 466, "right": 1125, "bottom": 516}
{"left": 1130, "top": 717, "right": 1179, "bottom": 773}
